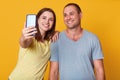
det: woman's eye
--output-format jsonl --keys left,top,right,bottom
{"left": 50, "top": 19, "right": 54, "bottom": 21}
{"left": 42, "top": 16, "right": 46, "bottom": 19}
{"left": 42, "top": 17, "right": 46, "bottom": 19}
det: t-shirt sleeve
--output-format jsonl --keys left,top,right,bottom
{"left": 50, "top": 41, "right": 59, "bottom": 62}
{"left": 92, "top": 36, "right": 104, "bottom": 60}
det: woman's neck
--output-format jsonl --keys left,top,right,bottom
{"left": 39, "top": 29, "right": 46, "bottom": 42}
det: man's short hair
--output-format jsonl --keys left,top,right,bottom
{"left": 64, "top": 3, "right": 82, "bottom": 13}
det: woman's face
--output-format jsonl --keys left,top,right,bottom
{"left": 38, "top": 11, "right": 54, "bottom": 33}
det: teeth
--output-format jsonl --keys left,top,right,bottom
{"left": 43, "top": 24, "right": 49, "bottom": 27}
{"left": 67, "top": 19, "right": 74, "bottom": 24}
{"left": 67, "top": 21, "right": 72, "bottom": 24}
{"left": 45, "top": 25, "right": 48, "bottom": 27}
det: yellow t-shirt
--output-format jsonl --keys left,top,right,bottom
{"left": 9, "top": 39, "right": 50, "bottom": 80}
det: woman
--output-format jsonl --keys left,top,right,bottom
{"left": 9, "top": 8, "right": 56, "bottom": 80}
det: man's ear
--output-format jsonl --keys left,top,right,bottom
{"left": 79, "top": 12, "right": 82, "bottom": 18}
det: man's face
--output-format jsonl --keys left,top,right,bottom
{"left": 63, "top": 5, "right": 81, "bottom": 29}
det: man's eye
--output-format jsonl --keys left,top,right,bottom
{"left": 64, "top": 14, "right": 67, "bottom": 17}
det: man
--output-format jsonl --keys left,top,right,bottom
{"left": 50, "top": 3, "right": 105, "bottom": 80}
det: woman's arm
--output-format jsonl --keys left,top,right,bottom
{"left": 19, "top": 26, "right": 37, "bottom": 48}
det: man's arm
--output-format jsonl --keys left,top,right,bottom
{"left": 94, "top": 59, "right": 106, "bottom": 80}
{"left": 49, "top": 61, "right": 59, "bottom": 80}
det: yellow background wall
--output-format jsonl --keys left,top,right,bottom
{"left": 0, "top": 0, "right": 120, "bottom": 80}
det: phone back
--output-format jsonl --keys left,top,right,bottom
{"left": 26, "top": 14, "right": 36, "bottom": 27}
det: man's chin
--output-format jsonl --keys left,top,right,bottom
{"left": 67, "top": 26, "right": 76, "bottom": 29}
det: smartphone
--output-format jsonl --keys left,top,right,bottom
{"left": 26, "top": 14, "right": 36, "bottom": 27}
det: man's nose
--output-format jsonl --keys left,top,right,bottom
{"left": 66, "top": 15, "right": 71, "bottom": 20}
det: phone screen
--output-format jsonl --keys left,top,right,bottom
{"left": 26, "top": 14, "right": 36, "bottom": 27}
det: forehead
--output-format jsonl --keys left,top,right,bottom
{"left": 64, "top": 5, "right": 77, "bottom": 13}
{"left": 41, "top": 11, "right": 54, "bottom": 17}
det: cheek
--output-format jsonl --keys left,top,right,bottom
{"left": 49, "top": 22, "right": 54, "bottom": 28}
{"left": 38, "top": 18, "right": 43, "bottom": 23}
{"left": 37, "top": 20, "right": 41, "bottom": 26}
{"left": 50, "top": 21, "right": 54, "bottom": 25}
{"left": 38, "top": 19, "right": 43, "bottom": 23}
{"left": 38, "top": 22, "right": 41, "bottom": 27}
{"left": 64, "top": 17, "right": 67, "bottom": 20}
{"left": 71, "top": 16, "right": 76, "bottom": 19}
{"left": 50, "top": 23, "right": 53, "bottom": 27}
{"left": 64, "top": 18, "right": 67, "bottom": 23}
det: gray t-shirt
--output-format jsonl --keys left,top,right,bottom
{"left": 50, "top": 30, "right": 104, "bottom": 80}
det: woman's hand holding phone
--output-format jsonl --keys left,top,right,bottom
{"left": 23, "top": 14, "right": 37, "bottom": 39}
{"left": 22, "top": 26, "right": 37, "bottom": 40}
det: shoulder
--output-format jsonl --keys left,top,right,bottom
{"left": 83, "top": 30, "right": 101, "bottom": 48}
{"left": 59, "top": 30, "right": 65, "bottom": 37}
{"left": 83, "top": 30, "right": 99, "bottom": 41}
{"left": 50, "top": 31, "right": 65, "bottom": 46}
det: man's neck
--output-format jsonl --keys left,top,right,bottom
{"left": 65, "top": 27, "right": 83, "bottom": 41}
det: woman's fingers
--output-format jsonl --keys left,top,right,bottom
{"left": 51, "top": 31, "right": 59, "bottom": 42}
{"left": 22, "top": 26, "right": 37, "bottom": 39}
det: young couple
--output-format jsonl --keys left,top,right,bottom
{"left": 9, "top": 3, "right": 105, "bottom": 80}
